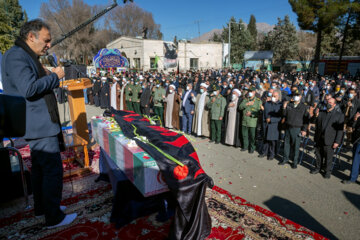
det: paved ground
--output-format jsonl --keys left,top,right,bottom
{"left": 59, "top": 103, "right": 360, "bottom": 240}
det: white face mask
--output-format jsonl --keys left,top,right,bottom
{"left": 156, "top": 84, "right": 160, "bottom": 88}
{"left": 186, "top": 86, "right": 190, "bottom": 91}
{"left": 232, "top": 94, "right": 237, "bottom": 101}
{"left": 169, "top": 89, "right": 174, "bottom": 93}
{"left": 213, "top": 91, "right": 218, "bottom": 96}
{"left": 271, "top": 97, "right": 277, "bottom": 102}
{"left": 200, "top": 89, "right": 204, "bottom": 93}
{"left": 150, "top": 80, "right": 153, "bottom": 83}
{"left": 248, "top": 92, "right": 253, "bottom": 98}
{"left": 294, "top": 96, "right": 300, "bottom": 102}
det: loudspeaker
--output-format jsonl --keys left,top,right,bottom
{"left": 64, "top": 65, "right": 87, "bottom": 80}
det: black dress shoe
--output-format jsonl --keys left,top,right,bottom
{"left": 324, "top": 174, "right": 331, "bottom": 179}
{"left": 267, "top": 156, "right": 274, "bottom": 161}
{"left": 209, "top": 140, "right": 214, "bottom": 143}
{"left": 310, "top": 169, "right": 320, "bottom": 174}
{"left": 258, "top": 154, "right": 265, "bottom": 158}
{"left": 249, "top": 150, "right": 254, "bottom": 154}
{"left": 342, "top": 180, "right": 355, "bottom": 184}
{"left": 240, "top": 148, "right": 247, "bottom": 152}
{"left": 291, "top": 164, "right": 297, "bottom": 169}
{"left": 278, "top": 161, "right": 287, "bottom": 165}
{"left": 215, "top": 142, "right": 219, "bottom": 144}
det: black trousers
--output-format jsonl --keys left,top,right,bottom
{"left": 141, "top": 106, "right": 150, "bottom": 116}
{"left": 314, "top": 144, "right": 334, "bottom": 174}
{"left": 27, "top": 136, "right": 65, "bottom": 226}
{"left": 262, "top": 140, "right": 277, "bottom": 158}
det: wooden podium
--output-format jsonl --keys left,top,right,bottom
{"left": 60, "top": 78, "right": 93, "bottom": 168}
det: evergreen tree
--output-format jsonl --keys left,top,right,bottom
{"left": 264, "top": 15, "right": 298, "bottom": 66}
{"left": 289, "top": 0, "right": 347, "bottom": 72}
{"left": 247, "top": 14, "right": 257, "bottom": 50}
{"left": 0, "top": 0, "right": 27, "bottom": 53}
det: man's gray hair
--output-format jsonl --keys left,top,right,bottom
{"left": 19, "top": 19, "right": 50, "bottom": 41}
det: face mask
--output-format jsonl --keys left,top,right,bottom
{"left": 156, "top": 84, "right": 160, "bottom": 88}
{"left": 267, "top": 92, "right": 272, "bottom": 97}
{"left": 340, "top": 90, "right": 345, "bottom": 94}
{"left": 349, "top": 93, "right": 354, "bottom": 99}
{"left": 142, "top": 85, "right": 146, "bottom": 89}
{"left": 326, "top": 103, "right": 332, "bottom": 109}
{"left": 150, "top": 80, "right": 153, "bottom": 83}
{"left": 186, "top": 86, "right": 190, "bottom": 91}
{"left": 352, "top": 85, "right": 356, "bottom": 89}
{"left": 213, "top": 91, "right": 218, "bottom": 96}
{"left": 165, "top": 83, "right": 169, "bottom": 86}
{"left": 271, "top": 86, "right": 276, "bottom": 89}
{"left": 169, "top": 89, "right": 174, "bottom": 93}
{"left": 300, "top": 82, "right": 304, "bottom": 85}
{"left": 335, "top": 87, "right": 340, "bottom": 92}
{"left": 248, "top": 92, "right": 254, "bottom": 98}
{"left": 232, "top": 94, "right": 237, "bottom": 101}
{"left": 294, "top": 96, "right": 300, "bottom": 102}
{"left": 229, "top": 84, "right": 233, "bottom": 88}
{"left": 135, "top": 82, "right": 139, "bottom": 85}
{"left": 200, "top": 89, "right": 204, "bottom": 93}
{"left": 281, "top": 84, "right": 284, "bottom": 88}
{"left": 271, "top": 97, "right": 277, "bottom": 102}
{"left": 304, "top": 86, "right": 308, "bottom": 90}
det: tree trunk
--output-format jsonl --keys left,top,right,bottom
{"left": 313, "top": 29, "right": 322, "bottom": 73}
{"left": 338, "top": 10, "right": 351, "bottom": 72}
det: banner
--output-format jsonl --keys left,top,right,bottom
{"left": 163, "top": 42, "right": 177, "bottom": 69}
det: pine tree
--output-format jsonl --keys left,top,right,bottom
{"left": 289, "top": 0, "right": 347, "bottom": 72}
{"left": 0, "top": 0, "right": 27, "bottom": 53}
{"left": 265, "top": 15, "right": 298, "bottom": 66}
{"left": 247, "top": 14, "right": 257, "bottom": 50}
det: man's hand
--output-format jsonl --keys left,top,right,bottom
{"left": 301, "top": 131, "right": 306, "bottom": 137}
{"left": 348, "top": 101, "right": 352, "bottom": 107}
{"left": 191, "top": 93, "right": 195, "bottom": 98}
{"left": 283, "top": 101, "right": 288, "bottom": 109}
{"left": 266, "top": 118, "right": 270, "bottom": 123}
{"left": 246, "top": 111, "right": 251, "bottom": 116}
{"left": 355, "top": 112, "right": 360, "bottom": 121}
{"left": 315, "top": 108, "right": 320, "bottom": 117}
{"left": 219, "top": 117, "right": 223, "bottom": 120}
{"left": 333, "top": 143, "right": 339, "bottom": 149}
{"left": 51, "top": 66, "right": 64, "bottom": 79}
{"left": 191, "top": 110, "right": 194, "bottom": 115}
{"left": 211, "top": 97, "right": 216, "bottom": 103}
{"left": 228, "top": 103, "right": 235, "bottom": 108}
{"left": 260, "top": 105, "right": 264, "bottom": 111}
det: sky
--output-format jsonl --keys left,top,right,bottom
{"left": 19, "top": 0, "right": 300, "bottom": 41}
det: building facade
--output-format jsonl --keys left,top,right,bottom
{"left": 106, "top": 36, "right": 223, "bottom": 71}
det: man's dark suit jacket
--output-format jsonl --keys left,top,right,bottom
{"left": 314, "top": 109, "right": 344, "bottom": 146}
{"left": 1, "top": 45, "right": 60, "bottom": 139}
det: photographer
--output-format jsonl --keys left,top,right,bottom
{"left": 1, "top": 20, "right": 76, "bottom": 228}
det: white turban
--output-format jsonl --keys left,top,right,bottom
{"left": 101, "top": 77, "right": 107, "bottom": 80}
{"left": 200, "top": 83, "right": 208, "bottom": 88}
{"left": 169, "top": 84, "right": 176, "bottom": 90}
{"left": 233, "top": 89, "right": 241, "bottom": 96}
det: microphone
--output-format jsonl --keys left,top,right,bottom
{"left": 47, "top": 55, "right": 57, "bottom": 67}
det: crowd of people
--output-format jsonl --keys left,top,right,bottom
{"left": 67, "top": 68, "right": 360, "bottom": 183}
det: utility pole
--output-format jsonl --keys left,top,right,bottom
{"left": 228, "top": 22, "right": 231, "bottom": 68}
{"left": 195, "top": 20, "right": 201, "bottom": 39}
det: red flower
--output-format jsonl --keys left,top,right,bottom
{"left": 173, "top": 165, "right": 189, "bottom": 180}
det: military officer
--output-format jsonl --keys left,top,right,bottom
{"left": 239, "top": 86, "right": 262, "bottom": 153}
{"left": 152, "top": 80, "right": 166, "bottom": 125}
{"left": 131, "top": 79, "right": 142, "bottom": 114}
{"left": 125, "top": 79, "right": 134, "bottom": 111}
{"left": 206, "top": 85, "right": 227, "bottom": 144}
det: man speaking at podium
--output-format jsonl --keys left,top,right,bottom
{"left": 1, "top": 19, "right": 77, "bottom": 228}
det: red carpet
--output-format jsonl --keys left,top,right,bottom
{"left": 0, "top": 143, "right": 327, "bottom": 240}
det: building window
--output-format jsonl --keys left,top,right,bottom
{"left": 133, "top": 58, "right": 141, "bottom": 69}
{"left": 150, "top": 57, "right": 157, "bottom": 69}
{"left": 190, "top": 58, "right": 199, "bottom": 70}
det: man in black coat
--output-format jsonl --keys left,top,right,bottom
{"left": 311, "top": 97, "right": 344, "bottom": 178}
{"left": 301, "top": 82, "right": 315, "bottom": 107}
{"left": 140, "top": 81, "right": 152, "bottom": 116}
{"left": 1, "top": 19, "right": 76, "bottom": 228}
{"left": 100, "top": 77, "right": 110, "bottom": 109}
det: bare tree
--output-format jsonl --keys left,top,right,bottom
{"left": 297, "top": 31, "right": 316, "bottom": 63}
{"left": 107, "top": 3, "right": 162, "bottom": 40}
{"left": 40, "top": 0, "right": 111, "bottom": 64}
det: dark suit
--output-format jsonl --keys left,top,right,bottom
{"left": 181, "top": 90, "right": 196, "bottom": 134}
{"left": 314, "top": 109, "right": 344, "bottom": 174}
{"left": 302, "top": 89, "right": 315, "bottom": 107}
{"left": 1, "top": 45, "right": 65, "bottom": 226}
{"left": 140, "top": 87, "right": 151, "bottom": 116}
